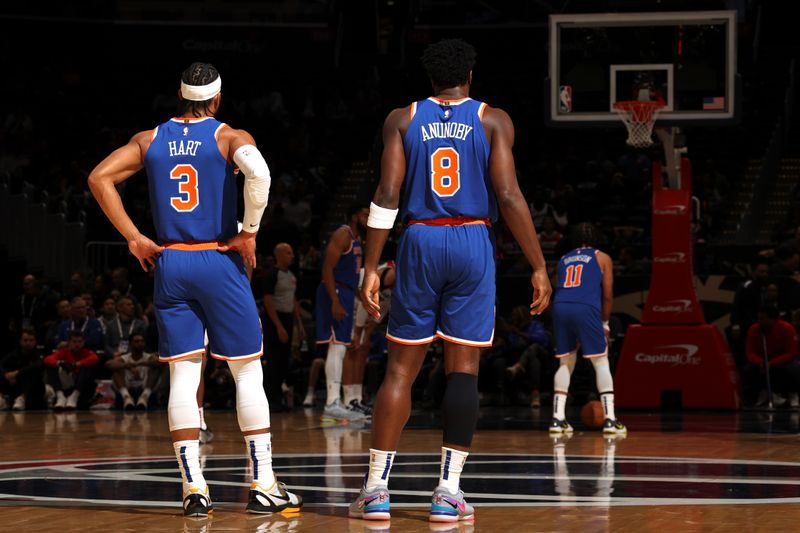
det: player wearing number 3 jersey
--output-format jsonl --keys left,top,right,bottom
{"left": 550, "top": 222, "right": 626, "bottom": 436}
{"left": 349, "top": 39, "right": 551, "bottom": 523}
{"left": 88, "top": 62, "right": 302, "bottom": 517}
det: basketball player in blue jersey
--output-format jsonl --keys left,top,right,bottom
{"left": 349, "top": 39, "right": 551, "bottom": 523}
{"left": 316, "top": 204, "right": 369, "bottom": 421}
{"left": 549, "top": 223, "right": 626, "bottom": 435}
{"left": 87, "top": 63, "right": 301, "bottom": 517}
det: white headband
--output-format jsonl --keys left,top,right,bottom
{"left": 180, "top": 76, "right": 221, "bottom": 102}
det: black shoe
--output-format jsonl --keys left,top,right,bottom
{"left": 602, "top": 418, "right": 627, "bottom": 435}
{"left": 183, "top": 488, "right": 213, "bottom": 518}
{"left": 548, "top": 417, "right": 574, "bottom": 434}
{"left": 348, "top": 399, "right": 372, "bottom": 417}
{"left": 246, "top": 482, "right": 303, "bottom": 514}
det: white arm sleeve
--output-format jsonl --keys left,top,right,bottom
{"left": 233, "top": 144, "right": 271, "bottom": 232}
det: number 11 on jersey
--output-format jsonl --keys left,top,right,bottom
{"left": 563, "top": 264, "right": 583, "bottom": 288}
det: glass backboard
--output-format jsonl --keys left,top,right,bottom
{"left": 547, "top": 10, "right": 738, "bottom": 126}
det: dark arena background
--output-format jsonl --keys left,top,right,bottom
{"left": 2, "top": 1, "right": 800, "bottom": 531}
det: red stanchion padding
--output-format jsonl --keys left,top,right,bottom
{"left": 616, "top": 324, "right": 740, "bottom": 409}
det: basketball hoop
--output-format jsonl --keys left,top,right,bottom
{"left": 612, "top": 100, "right": 665, "bottom": 148}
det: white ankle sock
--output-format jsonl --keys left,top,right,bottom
{"left": 120, "top": 387, "right": 131, "bottom": 400}
{"left": 365, "top": 448, "right": 395, "bottom": 491}
{"left": 353, "top": 384, "right": 363, "bottom": 403}
{"left": 438, "top": 447, "right": 468, "bottom": 493}
{"left": 173, "top": 440, "right": 206, "bottom": 494}
{"left": 343, "top": 384, "right": 356, "bottom": 405}
{"left": 246, "top": 433, "right": 276, "bottom": 489}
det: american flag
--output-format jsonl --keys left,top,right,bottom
{"left": 703, "top": 96, "right": 725, "bottom": 110}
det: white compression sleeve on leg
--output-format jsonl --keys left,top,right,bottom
{"left": 325, "top": 343, "right": 346, "bottom": 405}
{"left": 168, "top": 355, "right": 203, "bottom": 432}
{"left": 591, "top": 356, "right": 614, "bottom": 394}
{"left": 553, "top": 351, "right": 576, "bottom": 393}
{"left": 233, "top": 144, "right": 271, "bottom": 232}
{"left": 228, "top": 358, "right": 270, "bottom": 432}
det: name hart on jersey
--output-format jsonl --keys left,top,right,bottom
{"left": 421, "top": 122, "right": 473, "bottom": 142}
{"left": 168, "top": 140, "right": 203, "bottom": 157}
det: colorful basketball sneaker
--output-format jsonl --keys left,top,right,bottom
{"left": 602, "top": 418, "right": 627, "bottom": 435}
{"left": 549, "top": 417, "right": 574, "bottom": 434}
{"left": 246, "top": 481, "right": 303, "bottom": 514}
{"left": 183, "top": 486, "right": 213, "bottom": 518}
{"left": 430, "top": 486, "right": 475, "bottom": 522}
{"left": 348, "top": 485, "right": 391, "bottom": 520}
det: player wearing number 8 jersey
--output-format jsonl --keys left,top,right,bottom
{"left": 88, "top": 62, "right": 301, "bottom": 517}
{"left": 349, "top": 39, "right": 551, "bottom": 522}
{"left": 550, "top": 222, "right": 626, "bottom": 436}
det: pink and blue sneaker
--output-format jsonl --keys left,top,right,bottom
{"left": 348, "top": 484, "right": 391, "bottom": 520}
{"left": 429, "top": 486, "right": 475, "bottom": 522}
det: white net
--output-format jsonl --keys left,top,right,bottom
{"left": 613, "top": 101, "right": 664, "bottom": 148}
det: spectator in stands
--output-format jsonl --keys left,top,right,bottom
{"left": 65, "top": 270, "right": 88, "bottom": 300}
{"left": 44, "top": 330, "right": 99, "bottom": 410}
{"left": 742, "top": 306, "right": 800, "bottom": 408}
{"left": 80, "top": 291, "right": 97, "bottom": 318}
{"left": 730, "top": 261, "right": 771, "bottom": 360}
{"left": 297, "top": 232, "right": 321, "bottom": 271}
{"left": 111, "top": 266, "right": 140, "bottom": 304}
{"left": 538, "top": 215, "right": 563, "bottom": 262}
{"left": 98, "top": 297, "right": 118, "bottom": 333}
{"left": 505, "top": 306, "right": 552, "bottom": 408}
{"left": 54, "top": 297, "right": 104, "bottom": 353}
{"left": 529, "top": 187, "right": 554, "bottom": 228}
{"left": 103, "top": 296, "right": 147, "bottom": 360}
{"left": 44, "top": 298, "right": 72, "bottom": 352}
{"left": 614, "top": 246, "right": 649, "bottom": 276}
{"left": 91, "top": 273, "right": 113, "bottom": 308}
{"left": 0, "top": 328, "right": 45, "bottom": 411}
{"left": 10, "top": 273, "right": 59, "bottom": 344}
{"left": 106, "top": 333, "right": 160, "bottom": 410}
{"left": 769, "top": 245, "right": 800, "bottom": 279}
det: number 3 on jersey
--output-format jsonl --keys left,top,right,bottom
{"left": 431, "top": 147, "right": 460, "bottom": 197}
{"left": 170, "top": 164, "right": 199, "bottom": 212}
{"left": 563, "top": 264, "right": 584, "bottom": 288}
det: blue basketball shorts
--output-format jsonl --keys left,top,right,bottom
{"left": 154, "top": 248, "right": 263, "bottom": 362}
{"left": 387, "top": 223, "right": 495, "bottom": 347}
{"left": 315, "top": 283, "right": 355, "bottom": 345}
{"left": 552, "top": 301, "right": 607, "bottom": 358}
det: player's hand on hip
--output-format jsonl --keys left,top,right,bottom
{"left": 530, "top": 268, "right": 552, "bottom": 315}
{"left": 128, "top": 234, "right": 165, "bottom": 272}
{"left": 217, "top": 230, "right": 257, "bottom": 269}
{"left": 361, "top": 270, "right": 381, "bottom": 320}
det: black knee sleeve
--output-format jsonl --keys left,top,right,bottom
{"left": 442, "top": 372, "right": 479, "bottom": 447}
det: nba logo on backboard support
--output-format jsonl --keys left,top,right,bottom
{"left": 559, "top": 85, "right": 572, "bottom": 113}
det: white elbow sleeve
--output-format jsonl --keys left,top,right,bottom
{"left": 233, "top": 144, "right": 271, "bottom": 232}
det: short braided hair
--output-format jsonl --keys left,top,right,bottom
{"left": 177, "top": 62, "right": 220, "bottom": 117}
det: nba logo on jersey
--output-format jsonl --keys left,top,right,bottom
{"left": 559, "top": 85, "right": 572, "bottom": 113}
{"left": 183, "top": 127, "right": 189, "bottom": 136}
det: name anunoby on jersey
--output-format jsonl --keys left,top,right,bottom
{"left": 168, "top": 140, "right": 203, "bottom": 157}
{"left": 421, "top": 122, "right": 473, "bottom": 142}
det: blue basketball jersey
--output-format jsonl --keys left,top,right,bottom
{"left": 401, "top": 97, "right": 496, "bottom": 222}
{"left": 553, "top": 247, "right": 603, "bottom": 310}
{"left": 143, "top": 117, "right": 238, "bottom": 243}
{"left": 331, "top": 225, "right": 362, "bottom": 290}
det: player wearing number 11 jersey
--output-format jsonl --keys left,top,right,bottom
{"left": 88, "top": 62, "right": 301, "bottom": 517}
{"left": 550, "top": 223, "right": 626, "bottom": 436}
{"left": 349, "top": 39, "right": 551, "bottom": 523}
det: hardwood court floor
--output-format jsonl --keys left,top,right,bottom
{"left": 2, "top": 407, "right": 800, "bottom": 532}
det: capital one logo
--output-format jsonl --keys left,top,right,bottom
{"left": 653, "top": 252, "right": 687, "bottom": 264}
{"left": 654, "top": 205, "right": 687, "bottom": 216}
{"left": 635, "top": 344, "right": 701, "bottom": 366}
{"left": 652, "top": 299, "right": 693, "bottom": 313}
